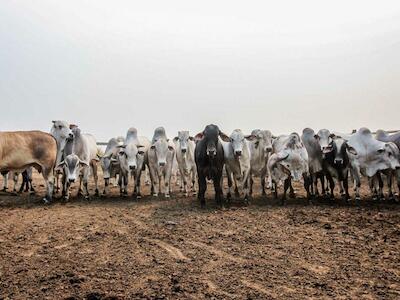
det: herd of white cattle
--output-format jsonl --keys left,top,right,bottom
{"left": 0, "top": 120, "right": 399, "bottom": 205}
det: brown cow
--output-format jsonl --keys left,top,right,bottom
{"left": 0, "top": 131, "right": 56, "bottom": 203}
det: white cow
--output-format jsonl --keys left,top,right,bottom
{"left": 99, "top": 136, "right": 125, "bottom": 195}
{"left": 221, "top": 129, "right": 255, "bottom": 203}
{"left": 117, "top": 127, "right": 150, "bottom": 198}
{"left": 348, "top": 128, "right": 400, "bottom": 200}
{"left": 301, "top": 128, "right": 325, "bottom": 197}
{"left": 248, "top": 129, "right": 274, "bottom": 196}
{"left": 57, "top": 126, "right": 99, "bottom": 200}
{"left": 268, "top": 133, "right": 311, "bottom": 204}
{"left": 50, "top": 120, "right": 74, "bottom": 193}
{"left": 147, "top": 127, "right": 175, "bottom": 198}
{"left": 173, "top": 131, "right": 197, "bottom": 197}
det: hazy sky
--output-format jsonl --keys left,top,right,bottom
{"left": 1, "top": 1, "right": 400, "bottom": 141}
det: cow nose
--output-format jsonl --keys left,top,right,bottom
{"left": 181, "top": 149, "right": 187, "bottom": 154}
{"left": 334, "top": 159, "right": 343, "bottom": 165}
{"left": 159, "top": 162, "right": 166, "bottom": 167}
{"left": 68, "top": 133, "right": 74, "bottom": 138}
{"left": 129, "top": 165, "right": 136, "bottom": 170}
{"left": 68, "top": 178, "right": 75, "bottom": 183}
{"left": 235, "top": 150, "right": 242, "bottom": 157}
{"left": 266, "top": 147, "right": 272, "bottom": 152}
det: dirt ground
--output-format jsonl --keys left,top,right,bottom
{"left": 1, "top": 170, "right": 400, "bottom": 300}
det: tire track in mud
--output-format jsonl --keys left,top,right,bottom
{"left": 143, "top": 238, "right": 190, "bottom": 261}
{"left": 188, "top": 240, "right": 246, "bottom": 263}
{"left": 241, "top": 279, "right": 277, "bottom": 298}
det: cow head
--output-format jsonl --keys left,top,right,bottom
{"left": 174, "top": 131, "right": 194, "bottom": 154}
{"left": 195, "top": 124, "right": 229, "bottom": 158}
{"left": 50, "top": 120, "right": 74, "bottom": 157}
{"left": 117, "top": 143, "right": 145, "bottom": 172}
{"left": 57, "top": 154, "right": 88, "bottom": 183}
{"left": 150, "top": 139, "right": 174, "bottom": 167}
{"left": 330, "top": 138, "right": 358, "bottom": 166}
{"left": 270, "top": 151, "right": 308, "bottom": 182}
{"left": 226, "top": 129, "right": 255, "bottom": 158}
{"left": 315, "top": 129, "right": 334, "bottom": 155}
{"left": 251, "top": 129, "right": 273, "bottom": 154}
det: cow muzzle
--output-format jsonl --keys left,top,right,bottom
{"left": 181, "top": 148, "right": 187, "bottom": 154}
{"left": 265, "top": 147, "right": 272, "bottom": 153}
{"left": 129, "top": 165, "right": 136, "bottom": 170}
{"left": 334, "top": 159, "right": 343, "bottom": 165}
{"left": 234, "top": 150, "right": 242, "bottom": 157}
{"left": 159, "top": 162, "right": 166, "bottom": 167}
{"left": 68, "top": 178, "right": 76, "bottom": 183}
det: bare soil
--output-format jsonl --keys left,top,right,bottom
{"left": 0, "top": 171, "right": 400, "bottom": 299}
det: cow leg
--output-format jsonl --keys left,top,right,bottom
{"left": 78, "top": 174, "right": 84, "bottom": 196}
{"left": 2, "top": 172, "right": 8, "bottom": 191}
{"left": 273, "top": 180, "right": 278, "bottom": 199}
{"left": 91, "top": 161, "right": 99, "bottom": 197}
{"left": 261, "top": 169, "right": 267, "bottom": 195}
{"left": 164, "top": 168, "right": 172, "bottom": 198}
{"left": 243, "top": 172, "right": 250, "bottom": 204}
{"left": 233, "top": 176, "right": 239, "bottom": 197}
{"left": 326, "top": 174, "right": 335, "bottom": 199}
{"left": 82, "top": 167, "right": 90, "bottom": 200}
{"left": 12, "top": 173, "right": 18, "bottom": 193}
{"left": 387, "top": 171, "right": 394, "bottom": 201}
{"left": 249, "top": 174, "right": 253, "bottom": 196}
{"left": 103, "top": 178, "right": 110, "bottom": 196}
{"left": 303, "top": 174, "right": 311, "bottom": 203}
{"left": 369, "top": 176, "right": 378, "bottom": 200}
{"left": 377, "top": 172, "right": 384, "bottom": 200}
{"left": 42, "top": 167, "right": 54, "bottom": 204}
{"left": 191, "top": 167, "right": 197, "bottom": 195}
{"left": 282, "top": 178, "right": 290, "bottom": 205}
{"left": 289, "top": 181, "right": 295, "bottom": 198}
{"left": 198, "top": 174, "right": 207, "bottom": 208}
{"left": 226, "top": 167, "right": 233, "bottom": 201}
{"left": 179, "top": 166, "right": 188, "bottom": 197}
{"left": 214, "top": 173, "right": 223, "bottom": 207}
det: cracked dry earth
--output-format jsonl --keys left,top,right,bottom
{"left": 1, "top": 171, "right": 400, "bottom": 299}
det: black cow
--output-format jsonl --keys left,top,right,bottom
{"left": 323, "top": 136, "right": 357, "bottom": 200}
{"left": 194, "top": 124, "right": 229, "bottom": 207}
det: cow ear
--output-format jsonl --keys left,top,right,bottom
{"left": 79, "top": 160, "right": 89, "bottom": 167}
{"left": 173, "top": 137, "right": 179, "bottom": 142}
{"left": 69, "top": 124, "right": 78, "bottom": 129}
{"left": 56, "top": 161, "right": 65, "bottom": 170}
{"left": 245, "top": 134, "right": 257, "bottom": 141}
{"left": 52, "top": 120, "right": 56, "bottom": 124}
{"left": 194, "top": 132, "right": 204, "bottom": 141}
{"left": 219, "top": 132, "right": 230, "bottom": 142}
{"left": 329, "top": 133, "right": 336, "bottom": 139}
{"left": 189, "top": 136, "right": 195, "bottom": 141}
{"left": 346, "top": 145, "right": 357, "bottom": 155}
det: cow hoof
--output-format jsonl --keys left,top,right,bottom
{"left": 289, "top": 192, "right": 295, "bottom": 198}
{"left": 165, "top": 194, "right": 170, "bottom": 198}
{"left": 43, "top": 198, "right": 50, "bottom": 204}
{"left": 94, "top": 189, "right": 99, "bottom": 197}
{"left": 355, "top": 196, "right": 361, "bottom": 201}
{"left": 184, "top": 193, "right": 189, "bottom": 197}
{"left": 137, "top": 194, "right": 142, "bottom": 199}
{"left": 227, "top": 192, "right": 232, "bottom": 200}
{"left": 153, "top": 193, "right": 158, "bottom": 197}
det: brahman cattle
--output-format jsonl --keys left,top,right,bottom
{"left": 194, "top": 124, "right": 228, "bottom": 207}
{"left": 0, "top": 131, "right": 56, "bottom": 203}
{"left": 173, "top": 131, "right": 197, "bottom": 197}
{"left": 248, "top": 129, "right": 273, "bottom": 196}
{"left": 222, "top": 129, "right": 255, "bottom": 203}
{"left": 147, "top": 127, "right": 175, "bottom": 198}
{"left": 268, "top": 133, "right": 311, "bottom": 204}
{"left": 117, "top": 127, "right": 150, "bottom": 198}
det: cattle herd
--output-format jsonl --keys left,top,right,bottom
{"left": 0, "top": 121, "right": 399, "bottom": 207}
